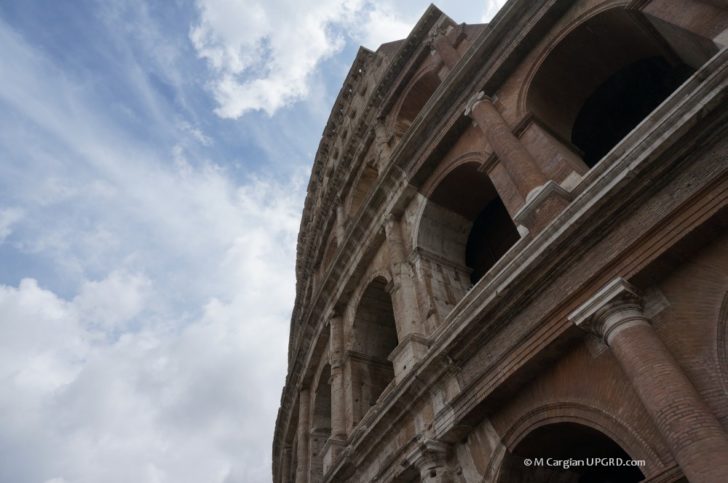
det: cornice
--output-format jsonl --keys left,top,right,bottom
{"left": 292, "top": 6, "right": 447, "bottom": 327}
{"left": 286, "top": 12, "right": 454, "bottom": 376}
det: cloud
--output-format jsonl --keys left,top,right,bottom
{"left": 190, "top": 0, "right": 363, "bottom": 117}
{"left": 0, "top": 267, "right": 292, "bottom": 483}
{"left": 482, "top": 0, "right": 507, "bottom": 22}
{"left": 73, "top": 270, "right": 152, "bottom": 330}
{"left": 0, "top": 169, "right": 303, "bottom": 483}
{"left": 0, "top": 15, "right": 304, "bottom": 483}
{"left": 190, "top": 0, "right": 508, "bottom": 118}
{"left": 0, "top": 207, "right": 23, "bottom": 243}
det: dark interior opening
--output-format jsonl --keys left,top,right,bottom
{"left": 573, "top": 56, "right": 694, "bottom": 167}
{"left": 427, "top": 163, "right": 519, "bottom": 286}
{"left": 499, "top": 423, "right": 645, "bottom": 483}
{"left": 465, "top": 197, "right": 520, "bottom": 284}
{"left": 394, "top": 70, "right": 441, "bottom": 136}
{"left": 526, "top": 8, "right": 716, "bottom": 171}
{"left": 350, "top": 277, "right": 397, "bottom": 423}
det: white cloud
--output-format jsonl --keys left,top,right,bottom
{"left": 0, "top": 207, "right": 23, "bottom": 243}
{"left": 483, "top": 0, "right": 508, "bottom": 22}
{"left": 353, "top": 4, "right": 413, "bottom": 49}
{"left": 190, "top": 0, "right": 363, "bottom": 117}
{"left": 0, "top": 17, "right": 304, "bottom": 483}
{"left": 190, "top": 0, "right": 509, "bottom": 118}
{"left": 0, "top": 169, "right": 302, "bottom": 483}
{"left": 74, "top": 271, "right": 152, "bottom": 330}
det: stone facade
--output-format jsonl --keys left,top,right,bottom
{"left": 273, "top": 1, "right": 728, "bottom": 482}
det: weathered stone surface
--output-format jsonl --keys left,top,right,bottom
{"left": 273, "top": 1, "right": 728, "bottom": 482}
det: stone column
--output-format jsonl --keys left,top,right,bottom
{"left": 406, "top": 439, "right": 453, "bottom": 483}
{"left": 466, "top": 93, "right": 546, "bottom": 198}
{"left": 465, "top": 92, "right": 571, "bottom": 233}
{"left": 570, "top": 278, "right": 728, "bottom": 483}
{"left": 323, "top": 315, "right": 347, "bottom": 474}
{"left": 429, "top": 30, "right": 460, "bottom": 71}
{"left": 384, "top": 214, "right": 429, "bottom": 381}
{"left": 295, "top": 389, "right": 310, "bottom": 483}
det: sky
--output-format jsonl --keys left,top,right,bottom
{"left": 0, "top": 1, "right": 506, "bottom": 482}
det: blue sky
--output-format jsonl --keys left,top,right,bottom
{"left": 0, "top": 1, "right": 505, "bottom": 482}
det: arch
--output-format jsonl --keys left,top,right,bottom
{"left": 309, "top": 363, "right": 331, "bottom": 482}
{"left": 524, "top": 6, "right": 716, "bottom": 168}
{"left": 349, "top": 276, "right": 399, "bottom": 426}
{"left": 420, "top": 151, "right": 487, "bottom": 200}
{"left": 416, "top": 161, "right": 519, "bottom": 291}
{"left": 390, "top": 65, "right": 442, "bottom": 137}
{"left": 347, "top": 161, "right": 378, "bottom": 217}
{"left": 349, "top": 270, "right": 393, "bottom": 321}
{"left": 500, "top": 402, "right": 662, "bottom": 467}
{"left": 495, "top": 422, "right": 646, "bottom": 483}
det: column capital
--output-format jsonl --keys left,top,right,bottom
{"left": 569, "top": 277, "right": 649, "bottom": 344}
{"left": 464, "top": 91, "right": 490, "bottom": 117}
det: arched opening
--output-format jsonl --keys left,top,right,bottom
{"left": 350, "top": 277, "right": 398, "bottom": 426}
{"left": 347, "top": 162, "right": 378, "bottom": 217}
{"left": 419, "top": 162, "right": 519, "bottom": 291}
{"left": 393, "top": 69, "right": 441, "bottom": 137}
{"left": 572, "top": 56, "right": 692, "bottom": 167}
{"left": 465, "top": 196, "right": 519, "bottom": 284}
{"left": 497, "top": 423, "right": 645, "bottom": 483}
{"left": 527, "top": 8, "right": 716, "bottom": 168}
{"left": 309, "top": 364, "right": 331, "bottom": 482}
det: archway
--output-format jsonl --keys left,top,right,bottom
{"left": 527, "top": 8, "right": 716, "bottom": 168}
{"left": 497, "top": 422, "right": 645, "bottom": 483}
{"left": 418, "top": 162, "right": 519, "bottom": 290}
{"left": 392, "top": 69, "right": 441, "bottom": 137}
{"left": 308, "top": 364, "right": 331, "bottom": 482}
{"left": 350, "top": 276, "right": 399, "bottom": 425}
{"left": 347, "top": 162, "right": 378, "bottom": 217}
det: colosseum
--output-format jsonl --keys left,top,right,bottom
{"left": 272, "top": 1, "right": 728, "bottom": 481}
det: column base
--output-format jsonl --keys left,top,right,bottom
{"left": 389, "top": 334, "right": 430, "bottom": 383}
{"left": 514, "top": 180, "right": 573, "bottom": 234}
